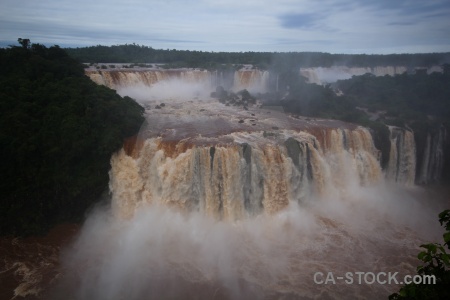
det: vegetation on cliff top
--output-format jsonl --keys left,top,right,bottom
{"left": 334, "top": 67, "right": 450, "bottom": 180}
{"left": 0, "top": 39, "right": 145, "bottom": 235}
{"left": 65, "top": 44, "right": 450, "bottom": 70}
{"left": 268, "top": 66, "right": 450, "bottom": 175}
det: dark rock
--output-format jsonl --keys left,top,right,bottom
{"left": 160, "top": 103, "right": 165, "bottom": 107}
{"left": 238, "top": 120, "right": 244, "bottom": 123}
{"left": 263, "top": 131, "right": 275, "bottom": 137}
{"left": 155, "top": 105, "right": 161, "bottom": 109}
{"left": 214, "top": 86, "right": 228, "bottom": 101}
{"left": 272, "top": 126, "right": 279, "bottom": 130}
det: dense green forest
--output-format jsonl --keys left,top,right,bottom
{"left": 276, "top": 65, "right": 450, "bottom": 126}
{"left": 65, "top": 44, "right": 450, "bottom": 70}
{"left": 0, "top": 40, "right": 145, "bottom": 235}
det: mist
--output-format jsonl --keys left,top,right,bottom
{"left": 50, "top": 177, "right": 447, "bottom": 300}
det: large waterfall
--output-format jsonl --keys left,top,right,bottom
{"left": 55, "top": 102, "right": 445, "bottom": 299}
{"left": 110, "top": 127, "right": 381, "bottom": 220}
{"left": 50, "top": 74, "right": 449, "bottom": 300}
{"left": 85, "top": 67, "right": 445, "bottom": 188}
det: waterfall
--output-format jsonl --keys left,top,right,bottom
{"left": 385, "top": 126, "right": 416, "bottom": 185}
{"left": 54, "top": 68, "right": 448, "bottom": 300}
{"left": 418, "top": 126, "right": 447, "bottom": 184}
{"left": 85, "top": 69, "right": 270, "bottom": 93}
{"left": 232, "top": 69, "right": 269, "bottom": 92}
{"left": 299, "top": 65, "right": 442, "bottom": 85}
{"left": 85, "top": 69, "right": 212, "bottom": 90}
{"left": 109, "top": 127, "right": 382, "bottom": 220}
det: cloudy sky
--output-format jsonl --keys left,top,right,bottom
{"left": 1, "top": 0, "right": 449, "bottom": 53}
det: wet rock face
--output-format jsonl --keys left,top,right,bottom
{"left": 211, "top": 86, "right": 256, "bottom": 109}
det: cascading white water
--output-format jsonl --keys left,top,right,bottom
{"left": 85, "top": 68, "right": 270, "bottom": 93}
{"left": 232, "top": 69, "right": 270, "bottom": 93}
{"left": 109, "top": 127, "right": 382, "bottom": 220}
{"left": 386, "top": 126, "right": 416, "bottom": 185}
{"left": 56, "top": 117, "right": 445, "bottom": 299}
{"left": 85, "top": 69, "right": 212, "bottom": 89}
{"left": 418, "top": 126, "right": 447, "bottom": 184}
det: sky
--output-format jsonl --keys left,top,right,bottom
{"left": 1, "top": 0, "right": 450, "bottom": 54}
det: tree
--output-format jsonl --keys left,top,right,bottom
{"left": 389, "top": 210, "right": 450, "bottom": 299}
{"left": 0, "top": 40, "right": 145, "bottom": 235}
{"left": 18, "top": 38, "right": 30, "bottom": 49}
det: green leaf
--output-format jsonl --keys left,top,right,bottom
{"left": 444, "top": 232, "right": 450, "bottom": 244}
{"left": 438, "top": 209, "right": 450, "bottom": 220}
{"left": 439, "top": 209, "right": 450, "bottom": 229}
{"left": 429, "top": 244, "right": 437, "bottom": 254}
{"left": 418, "top": 251, "right": 427, "bottom": 260}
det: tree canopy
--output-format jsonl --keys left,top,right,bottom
{"left": 65, "top": 44, "right": 450, "bottom": 70}
{"left": 0, "top": 40, "right": 145, "bottom": 235}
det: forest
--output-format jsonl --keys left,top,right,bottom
{"left": 0, "top": 40, "right": 145, "bottom": 235}
{"left": 65, "top": 44, "right": 450, "bottom": 70}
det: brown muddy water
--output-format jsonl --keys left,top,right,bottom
{"left": 1, "top": 186, "right": 448, "bottom": 300}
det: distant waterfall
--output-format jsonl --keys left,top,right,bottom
{"left": 299, "top": 66, "right": 442, "bottom": 85}
{"left": 85, "top": 69, "right": 212, "bottom": 89}
{"left": 85, "top": 69, "right": 270, "bottom": 93}
{"left": 232, "top": 70, "right": 269, "bottom": 93}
